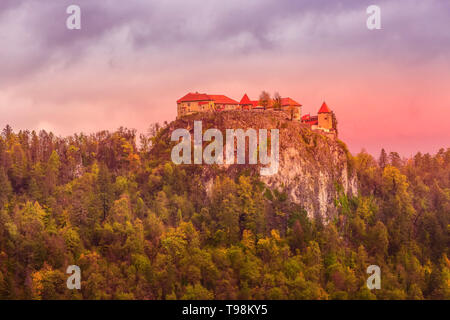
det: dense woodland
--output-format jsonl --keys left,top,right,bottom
{"left": 0, "top": 124, "right": 448, "bottom": 300}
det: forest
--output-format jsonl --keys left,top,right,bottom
{"left": 0, "top": 123, "right": 448, "bottom": 300}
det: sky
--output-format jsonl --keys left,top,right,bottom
{"left": 0, "top": 0, "right": 449, "bottom": 156}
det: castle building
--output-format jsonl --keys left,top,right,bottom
{"left": 301, "top": 101, "right": 335, "bottom": 133}
{"left": 176, "top": 92, "right": 336, "bottom": 136}
{"left": 239, "top": 94, "right": 302, "bottom": 119}
{"left": 278, "top": 97, "right": 302, "bottom": 121}
{"left": 239, "top": 93, "right": 258, "bottom": 110}
{"left": 317, "top": 102, "right": 333, "bottom": 130}
{"left": 177, "top": 92, "right": 240, "bottom": 118}
{"left": 177, "top": 92, "right": 302, "bottom": 121}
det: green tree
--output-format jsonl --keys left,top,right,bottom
{"left": 97, "top": 163, "right": 114, "bottom": 221}
{"left": 0, "top": 168, "right": 12, "bottom": 208}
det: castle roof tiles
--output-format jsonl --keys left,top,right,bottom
{"left": 318, "top": 102, "right": 331, "bottom": 113}
{"left": 177, "top": 92, "right": 238, "bottom": 104}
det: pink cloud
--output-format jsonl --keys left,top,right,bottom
{"left": 1, "top": 0, "right": 449, "bottom": 157}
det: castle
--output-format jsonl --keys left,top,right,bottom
{"left": 176, "top": 92, "right": 335, "bottom": 133}
{"left": 301, "top": 102, "right": 335, "bottom": 133}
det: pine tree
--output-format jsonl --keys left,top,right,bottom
{"left": 0, "top": 168, "right": 12, "bottom": 208}
{"left": 379, "top": 148, "right": 388, "bottom": 169}
{"left": 97, "top": 163, "right": 114, "bottom": 222}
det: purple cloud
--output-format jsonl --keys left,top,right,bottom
{"left": 1, "top": 0, "right": 449, "bottom": 84}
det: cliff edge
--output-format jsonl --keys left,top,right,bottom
{"left": 156, "top": 110, "right": 357, "bottom": 222}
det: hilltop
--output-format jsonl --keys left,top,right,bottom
{"left": 153, "top": 110, "right": 356, "bottom": 221}
{"left": 0, "top": 118, "right": 448, "bottom": 300}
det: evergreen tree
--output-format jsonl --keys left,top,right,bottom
{"left": 379, "top": 148, "right": 388, "bottom": 169}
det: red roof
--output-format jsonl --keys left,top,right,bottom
{"left": 177, "top": 92, "right": 212, "bottom": 103}
{"left": 177, "top": 92, "right": 238, "bottom": 104}
{"left": 281, "top": 97, "right": 302, "bottom": 107}
{"left": 209, "top": 95, "right": 239, "bottom": 105}
{"left": 318, "top": 102, "right": 331, "bottom": 113}
{"left": 178, "top": 92, "right": 300, "bottom": 108}
{"left": 240, "top": 94, "right": 252, "bottom": 105}
{"left": 302, "top": 113, "right": 318, "bottom": 125}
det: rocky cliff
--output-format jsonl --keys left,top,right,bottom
{"left": 159, "top": 110, "right": 357, "bottom": 222}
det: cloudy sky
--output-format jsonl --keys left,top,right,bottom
{"left": 0, "top": 0, "right": 449, "bottom": 156}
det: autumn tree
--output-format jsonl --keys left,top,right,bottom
{"left": 379, "top": 148, "right": 388, "bottom": 169}
{"left": 0, "top": 168, "right": 12, "bottom": 208}
{"left": 259, "top": 91, "right": 271, "bottom": 110}
{"left": 97, "top": 163, "right": 114, "bottom": 221}
{"left": 272, "top": 92, "right": 282, "bottom": 110}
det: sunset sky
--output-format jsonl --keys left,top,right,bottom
{"left": 1, "top": 0, "right": 449, "bottom": 156}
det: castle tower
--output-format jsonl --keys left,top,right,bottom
{"left": 317, "top": 102, "right": 333, "bottom": 130}
{"left": 239, "top": 93, "right": 252, "bottom": 110}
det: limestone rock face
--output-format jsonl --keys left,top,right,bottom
{"left": 163, "top": 110, "right": 357, "bottom": 222}
{"left": 261, "top": 144, "right": 357, "bottom": 222}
